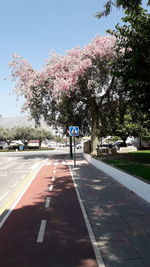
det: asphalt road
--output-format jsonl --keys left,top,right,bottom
{"left": 0, "top": 148, "right": 70, "bottom": 221}
{"left": 0, "top": 149, "right": 97, "bottom": 267}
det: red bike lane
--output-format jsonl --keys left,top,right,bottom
{"left": 0, "top": 160, "right": 98, "bottom": 267}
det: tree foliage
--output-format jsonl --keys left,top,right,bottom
{"left": 108, "top": 7, "right": 150, "bottom": 116}
{"left": 0, "top": 126, "right": 53, "bottom": 146}
{"left": 9, "top": 35, "right": 116, "bottom": 152}
{"left": 96, "top": 0, "right": 149, "bottom": 18}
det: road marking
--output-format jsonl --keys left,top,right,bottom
{"left": 0, "top": 157, "right": 14, "bottom": 167}
{"left": 37, "top": 220, "right": 47, "bottom": 243}
{"left": 45, "top": 197, "right": 51, "bottom": 208}
{"left": 54, "top": 161, "right": 58, "bottom": 166}
{"left": 14, "top": 163, "right": 26, "bottom": 170}
{"left": 20, "top": 175, "right": 26, "bottom": 180}
{"left": 49, "top": 185, "right": 53, "bottom": 191}
{"left": 67, "top": 161, "right": 105, "bottom": 267}
{"left": 30, "top": 162, "right": 40, "bottom": 170}
{"left": 0, "top": 162, "right": 16, "bottom": 170}
{"left": 0, "top": 173, "right": 7, "bottom": 177}
{"left": 0, "top": 191, "right": 9, "bottom": 201}
{"left": 0, "top": 159, "right": 46, "bottom": 228}
{"left": 52, "top": 176, "right": 55, "bottom": 182}
{"left": 11, "top": 181, "right": 19, "bottom": 188}
{"left": 47, "top": 162, "right": 51, "bottom": 166}
{"left": 9, "top": 171, "right": 30, "bottom": 173}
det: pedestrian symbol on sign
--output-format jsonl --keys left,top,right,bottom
{"left": 69, "top": 126, "right": 79, "bottom": 137}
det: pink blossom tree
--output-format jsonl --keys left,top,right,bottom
{"left": 44, "top": 35, "right": 116, "bottom": 152}
{"left": 9, "top": 35, "right": 115, "bottom": 153}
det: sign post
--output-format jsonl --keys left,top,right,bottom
{"left": 73, "top": 136, "right": 76, "bottom": 167}
{"left": 69, "top": 126, "right": 79, "bottom": 167}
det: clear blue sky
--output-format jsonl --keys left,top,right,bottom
{"left": 0, "top": 0, "right": 149, "bottom": 117}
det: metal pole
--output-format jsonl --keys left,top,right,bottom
{"left": 73, "top": 136, "right": 76, "bottom": 167}
{"left": 69, "top": 136, "right": 73, "bottom": 158}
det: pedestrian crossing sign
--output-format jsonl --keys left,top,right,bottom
{"left": 69, "top": 126, "right": 79, "bottom": 137}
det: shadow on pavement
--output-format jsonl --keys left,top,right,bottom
{"left": 71, "top": 157, "right": 150, "bottom": 266}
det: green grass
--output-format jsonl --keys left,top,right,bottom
{"left": 101, "top": 151, "right": 150, "bottom": 182}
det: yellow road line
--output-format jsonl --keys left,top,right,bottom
{"left": 0, "top": 171, "right": 34, "bottom": 216}
{"left": 0, "top": 160, "right": 45, "bottom": 217}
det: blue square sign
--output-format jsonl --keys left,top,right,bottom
{"left": 69, "top": 126, "right": 79, "bottom": 137}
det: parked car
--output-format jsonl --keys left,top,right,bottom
{"left": 76, "top": 144, "right": 83, "bottom": 149}
{"left": 27, "top": 140, "right": 40, "bottom": 148}
{"left": 98, "top": 143, "right": 113, "bottom": 148}
{"left": 9, "top": 140, "right": 24, "bottom": 149}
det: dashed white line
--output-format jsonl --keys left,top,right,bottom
{"left": 49, "top": 185, "right": 53, "bottom": 191}
{"left": 30, "top": 162, "right": 40, "bottom": 170}
{"left": 14, "top": 163, "right": 26, "bottom": 170}
{"left": 36, "top": 220, "right": 47, "bottom": 243}
{"left": 0, "top": 162, "right": 16, "bottom": 170}
{"left": 11, "top": 181, "right": 19, "bottom": 188}
{"left": 20, "top": 174, "right": 26, "bottom": 180}
{"left": 52, "top": 176, "right": 55, "bottom": 182}
{"left": 0, "top": 173, "right": 7, "bottom": 177}
{"left": 45, "top": 197, "right": 51, "bottom": 208}
{"left": 0, "top": 191, "right": 9, "bottom": 201}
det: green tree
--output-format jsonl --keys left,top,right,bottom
{"left": 33, "top": 127, "right": 52, "bottom": 146}
{"left": 96, "top": 0, "right": 149, "bottom": 18}
{"left": 10, "top": 126, "right": 52, "bottom": 147}
{"left": 0, "top": 127, "right": 9, "bottom": 141}
{"left": 11, "top": 126, "right": 34, "bottom": 147}
{"left": 108, "top": 7, "right": 150, "bottom": 118}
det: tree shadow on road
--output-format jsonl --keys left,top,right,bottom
{"left": 0, "top": 162, "right": 98, "bottom": 267}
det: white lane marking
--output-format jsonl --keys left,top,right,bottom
{"left": 53, "top": 170, "right": 56, "bottom": 175}
{"left": 11, "top": 181, "right": 19, "bottom": 188}
{"left": 49, "top": 185, "right": 53, "bottom": 191}
{"left": 47, "top": 162, "right": 51, "bottom": 166}
{"left": 14, "top": 163, "right": 26, "bottom": 170}
{"left": 45, "top": 197, "right": 51, "bottom": 208}
{"left": 30, "top": 162, "right": 40, "bottom": 170}
{"left": 20, "top": 174, "right": 26, "bottom": 180}
{"left": 36, "top": 220, "right": 47, "bottom": 243}
{"left": 52, "top": 176, "right": 55, "bottom": 182}
{"left": 54, "top": 161, "right": 58, "bottom": 166}
{"left": 0, "top": 173, "right": 7, "bottom": 177}
{"left": 0, "top": 162, "right": 16, "bottom": 170}
{"left": 10, "top": 171, "right": 30, "bottom": 173}
{"left": 0, "top": 158, "right": 47, "bottom": 229}
{"left": 67, "top": 162, "right": 105, "bottom": 267}
{"left": 0, "top": 191, "right": 9, "bottom": 201}
{"left": 0, "top": 157, "right": 13, "bottom": 167}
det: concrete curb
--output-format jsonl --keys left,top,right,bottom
{"left": 83, "top": 153, "right": 150, "bottom": 203}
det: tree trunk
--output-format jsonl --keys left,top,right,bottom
{"left": 91, "top": 99, "right": 100, "bottom": 154}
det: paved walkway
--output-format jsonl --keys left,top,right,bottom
{"left": 66, "top": 154, "right": 150, "bottom": 267}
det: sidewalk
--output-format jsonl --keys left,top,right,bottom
{"left": 66, "top": 154, "right": 150, "bottom": 267}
